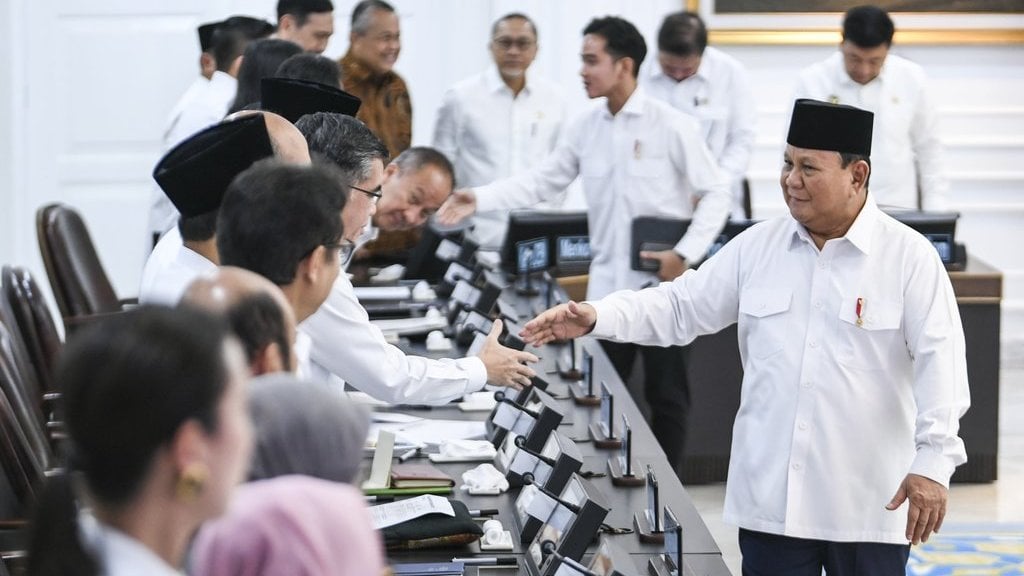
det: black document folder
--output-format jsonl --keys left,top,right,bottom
{"left": 630, "top": 216, "right": 690, "bottom": 272}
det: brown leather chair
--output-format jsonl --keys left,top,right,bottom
{"left": 0, "top": 267, "right": 61, "bottom": 397}
{"left": 35, "top": 204, "right": 134, "bottom": 332}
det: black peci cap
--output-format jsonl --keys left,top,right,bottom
{"left": 197, "top": 21, "right": 221, "bottom": 52}
{"left": 260, "top": 78, "right": 362, "bottom": 123}
{"left": 153, "top": 114, "right": 275, "bottom": 218}
{"left": 787, "top": 98, "right": 874, "bottom": 156}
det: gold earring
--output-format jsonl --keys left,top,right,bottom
{"left": 176, "top": 463, "right": 208, "bottom": 502}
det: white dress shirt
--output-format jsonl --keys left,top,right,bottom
{"left": 794, "top": 53, "right": 950, "bottom": 211}
{"left": 147, "top": 72, "right": 237, "bottom": 240}
{"left": 644, "top": 47, "right": 757, "bottom": 219}
{"left": 589, "top": 195, "right": 969, "bottom": 543}
{"left": 78, "top": 510, "right": 184, "bottom": 576}
{"left": 474, "top": 86, "right": 730, "bottom": 300}
{"left": 139, "top": 227, "right": 217, "bottom": 306}
{"left": 299, "top": 272, "right": 488, "bottom": 405}
{"left": 433, "top": 66, "right": 569, "bottom": 248}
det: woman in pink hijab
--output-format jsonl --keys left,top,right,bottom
{"left": 191, "top": 474, "right": 386, "bottom": 576}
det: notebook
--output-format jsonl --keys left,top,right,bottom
{"left": 390, "top": 463, "right": 456, "bottom": 488}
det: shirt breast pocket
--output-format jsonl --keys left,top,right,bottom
{"left": 836, "top": 297, "right": 907, "bottom": 371}
{"left": 627, "top": 156, "right": 667, "bottom": 179}
{"left": 739, "top": 288, "right": 792, "bottom": 359}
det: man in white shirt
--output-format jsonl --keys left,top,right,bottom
{"left": 433, "top": 13, "right": 569, "bottom": 248}
{"left": 147, "top": 17, "right": 274, "bottom": 244}
{"left": 644, "top": 11, "right": 756, "bottom": 220}
{"left": 141, "top": 111, "right": 312, "bottom": 306}
{"left": 438, "top": 16, "right": 730, "bottom": 474}
{"left": 296, "top": 111, "right": 541, "bottom": 404}
{"left": 522, "top": 99, "right": 969, "bottom": 574}
{"left": 275, "top": 0, "right": 335, "bottom": 54}
{"left": 793, "top": 5, "right": 950, "bottom": 211}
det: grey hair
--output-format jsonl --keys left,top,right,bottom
{"left": 295, "top": 112, "right": 389, "bottom": 184}
{"left": 351, "top": 0, "right": 395, "bottom": 35}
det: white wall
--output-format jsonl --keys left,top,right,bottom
{"left": 2, "top": 1, "right": 1022, "bottom": 362}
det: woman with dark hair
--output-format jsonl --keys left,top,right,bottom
{"left": 228, "top": 38, "right": 303, "bottom": 113}
{"left": 26, "top": 306, "right": 253, "bottom": 576}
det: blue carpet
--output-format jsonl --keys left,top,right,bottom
{"left": 907, "top": 524, "right": 1024, "bottom": 575}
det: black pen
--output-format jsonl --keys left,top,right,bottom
{"left": 468, "top": 508, "right": 500, "bottom": 517}
{"left": 451, "top": 557, "right": 517, "bottom": 566}
{"left": 364, "top": 495, "right": 395, "bottom": 503}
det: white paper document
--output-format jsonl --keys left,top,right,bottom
{"left": 370, "top": 494, "right": 455, "bottom": 529}
{"left": 353, "top": 286, "right": 412, "bottom": 301}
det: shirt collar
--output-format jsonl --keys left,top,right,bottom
{"left": 78, "top": 510, "right": 184, "bottom": 576}
{"left": 484, "top": 65, "right": 531, "bottom": 96}
{"left": 788, "top": 194, "right": 879, "bottom": 254}
{"left": 601, "top": 85, "right": 648, "bottom": 120}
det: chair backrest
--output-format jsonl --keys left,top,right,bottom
{"left": 1, "top": 266, "right": 62, "bottom": 396}
{"left": 36, "top": 204, "right": 120, "bottom": 323}
{"left": 0, "top": 323, "right": 51, "bottom": 475}
{"left": 0, "top": 329, "right": 49, "bottom": 517}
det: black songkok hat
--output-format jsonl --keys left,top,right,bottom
{"left": 787, "top": 98, "right": 874, "bottom": 156}
{"left": 153, "top": 114, "right": 274, "bottom": 218}
{"left": 197, "top": 21, "right": 220, "bottom": 52}
{"left": 260, "top": 78, "right": 362, "bottom": 123}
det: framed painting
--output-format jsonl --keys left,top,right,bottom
{"left": 686, "top": 0, "right": 1024, "bottom": 44}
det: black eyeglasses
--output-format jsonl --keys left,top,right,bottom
{"left": 493, "top": 37, "right": 536, "bottom": 51}
{"left": 350, "top": 184, "right": 382, "bottom": 205}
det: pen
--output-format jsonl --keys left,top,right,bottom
{"left": 468, "top": 508, "right": 500, "bottom": 517}
{"left": 364, "top": 495, "right": 395, "bottom": 503}
{"left": 855, "top": 297, "right": 865, "bottom": 327}
{"left": 451, "top": 557, "right": 518, "bottom": 566}
{"left": 397, "top": 447, "right": 419, "bottom": 462}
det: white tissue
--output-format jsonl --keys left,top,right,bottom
{"left": 426, "top": 330, "right": 453, "bottom": 351}
{"left": 440, "top": 439, "right": 497, "bottom": 459}
{"left": 411, "top": 280, "right": 437, "bottom": 301}
{"left": 373, "top": 263, "right": 405, "bottom": 282}
{"left": 460, "top": 463, "right": 509, "bottom": 494}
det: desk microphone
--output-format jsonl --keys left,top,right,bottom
{"left": 513, "top": 436, "right": 556, "bottom": 467}
{"left": 521, "top": 473, "right": 580, "bottom": 514}
{"left": 540, "top": 541, "right": 597, "bottom": 576}
{"left": 493, "top": 391, "right": 540, "bottom": 419}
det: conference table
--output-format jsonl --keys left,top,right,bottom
{"left": 368, "top": 274, "right": 732, "bottom": 575}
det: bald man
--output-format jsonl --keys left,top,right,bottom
{"left": 141, "top": 111, "right": 311, "bottom": 306}
{"left": 181, "top": 266, "right": 298, "bottom": 375}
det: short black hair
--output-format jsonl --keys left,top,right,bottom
{"left": 211, "top": 17, "right": 276, "bottom": 73}
{"left": 491, "top": 12, "right": 538, "bottom": 39}
{"left": 224, "top": 292, "right": 292, "bottom": 367}
{"left": 277, "top": 0, "right": 334, "bottom": 26}
{"left": 229, "top": 39, "right": 304, "bottom": 114}
{"left": 582, "top": 16, "right": 647, "bottom": 78}
{"left": 297, "top": 113, "right": 389, "bottom": 185}
{"left": 840, "top": 152, "right": 872, "bottom": 189}
{"left": 657, "top": 11, "right": 707, "bottom": 57}
{"left": 275, "top": 53, "right": 342, "bottom": 87}
{"left": 843, "top": 5, "right": 895, "bottom": 48}
{"left": 217, "top": 160, "right": 347, "bottom": 286}
{"left": 351, "top": 0, "right": 395, "bottom": 34}
{"left": 392, "top": 146, "right": 456, "bottom": 189}
{"left": 178, "top": 210, "right": 219, "bottom": 243}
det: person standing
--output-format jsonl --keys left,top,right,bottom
{"left": 793, "top": 4, "right": 950, "bottom": 211}
{"left": 522, "top": 99, "right": 969, "bottom": 575}
{"left": 433, "top": 12, "right": 569, "bottom": 248}
{"left": 438, "top": 17, "right": 730, "bottom": 474}
{"left": 644, "top": 11, "right": 756, "bottom": 219}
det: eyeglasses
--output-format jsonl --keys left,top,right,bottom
{"left": 333, "top": 240, "right": 356, "bottom": 266}
{"left": 350, "top": 184, "right": 382, "bottom": 205}
{"left": 493, "top": 37, "right": 535, "bottom": 52}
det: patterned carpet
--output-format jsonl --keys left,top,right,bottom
{"left": 907, "top": 524, "right": 1024, "bottom": 575}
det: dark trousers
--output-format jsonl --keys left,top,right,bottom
{"left": 599, "top": 340, "right": 690, "bottom": 472}
{"left": 739, "top": 529, "right": 910, "bottom": 576}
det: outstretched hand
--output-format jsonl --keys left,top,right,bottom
{"left": 476, "top": 319, "right": 539, "bottom": 389}
{"left": 886, "top": 473, "right": 947, "bottom": 545}
{"left": 436, "top": 188, "right": 478, "bottom": 226}
{"left": 519, "top": 301, "right": 597, "bottom": 347}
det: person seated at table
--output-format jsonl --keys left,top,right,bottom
{"left": 190, "top": 475, "right": 386, "bottom": 576}
{"left": 247, "top": 372, "right": 369, "bottom": 485}
{"left": 26, "top": 306, "right": 252, "bottom": 576}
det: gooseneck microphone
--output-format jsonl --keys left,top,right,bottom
{"left": 514, "top": 435, "right": 557, "bottom": 467}
{"left": 521, "top": 473, "right": 580, "bottom": 514}
{"left": 539, "top": 541, "right": 597, "bottom": 576}
{"left": 493, "top": 391, "right": 540, "bottom": 418}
